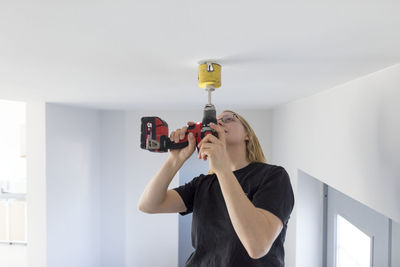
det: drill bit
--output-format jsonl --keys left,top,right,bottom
{"left": 206, "top": 85, "right": 215, "bottom": 105}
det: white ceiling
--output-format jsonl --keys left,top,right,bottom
{"left": 0, "top": 1, "right": 399, "bottom": 111}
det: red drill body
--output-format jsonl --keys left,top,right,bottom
{"left": 140, "top": 116, "right": 217, "bottom": 153}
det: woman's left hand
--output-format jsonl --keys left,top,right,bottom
{"left": 197, "top": 122, "right": 232, "bottom": 175}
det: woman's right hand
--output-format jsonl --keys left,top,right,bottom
{"left": 169, "top": 121, "right": 197, "bottom": 162}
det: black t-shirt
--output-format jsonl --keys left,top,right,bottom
{"left": 172, "top": 162, "right": 295, "bottom": 267}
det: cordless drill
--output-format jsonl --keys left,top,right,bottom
{"left": 140, "top": 61, "right": 221, "bottom": 153}
{"left": 140, "top": 104, "right": 218, "bottom": 153}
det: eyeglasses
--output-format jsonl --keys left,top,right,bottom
{"left": 217, "top": 113, "right": 238, "bottom": 124}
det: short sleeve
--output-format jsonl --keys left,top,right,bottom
{"left": 252, "top": 166, "right": 295, "bottom": 225}
{"left": 172, "top": 174, "right": 203, "bottom": 216}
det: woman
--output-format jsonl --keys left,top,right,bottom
{"left": 138, "top": 110, "right": 295, "bottom": 267}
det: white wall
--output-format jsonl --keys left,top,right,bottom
{"left": 0, "top": 244, "right": 27, "bottom": 267}
{"left": 99, "top": 111, "right": 127, "bottom": 267}
{"left": 26, "top": 102, "right": 47, "bottom": 267}
{"left": 392, "top": 220, "right": 400, "bottom": 267}
{"left": 271, "top": 63, "right": 400, "bottom": 267}
{"left": 0, "top": 100, "right": 26, "bottom": 185}
{"left": 46, "top": 104, "right": 101, "bottom": 267}
{"left": 296, "top": 170, "right": 324, "bottom": 267}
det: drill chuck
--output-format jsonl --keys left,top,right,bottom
{"left": 201, "top": 104, "right": 218, "bottom": 139}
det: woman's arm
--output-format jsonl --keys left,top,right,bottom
{"left": 138, "top": 155, "right": 185, "bottom": 213}
{"left": 216, "top": 169, "right": 283, "bottom": 259}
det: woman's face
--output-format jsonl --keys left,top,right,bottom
{"left": 216, "top": 112, "right": 249, "bottom": 146}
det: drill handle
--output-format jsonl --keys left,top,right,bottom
{"left": 168, "top": 137, "right": 189, "bottom": 150}
{"left": 168, "top": 126, "right": 201, "bottom": 151}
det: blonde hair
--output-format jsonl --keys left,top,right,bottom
{"left": 207, "top": 110, "right": 267, "bottom": 175}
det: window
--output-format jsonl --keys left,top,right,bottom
{"left": 336, "top": 214, "right": 371, "bottom": 267}
{"left": 0, "top": 199, "right": 27, "bottom": 244}
{"left": 0, "top": 100, "right": 27, "bottom": 245}
{"left": 327, "top": 186, "right": 389, "bottom": 267}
